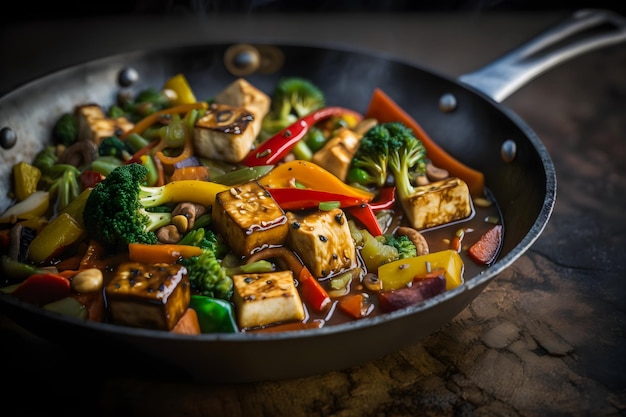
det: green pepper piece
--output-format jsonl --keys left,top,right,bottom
{"left": 189, "top": 295, "right": 238, "bottom": 333}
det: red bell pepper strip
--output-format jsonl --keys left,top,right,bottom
{"left": 298, "top": 266, "right": 331, "bottom": 312}
{"left": 344, "top": 187, "right": 395, "bottom": 237}
{"left": 267, "top": 188, "right": 370, "bottom": 211}
{"left": 80, "top": 170, "right": 105, "bottom": 189}
{"left": 369, "top": 186, "right": 396, "bottom": 211}
{"left": 10, "top": 273, "right": 71, "bottom": 306}
{"left": 346, "top": 203, "right": 383, "bottom": 237}
{"left": 242, "top": 106, "right": 362, "bottom": 166}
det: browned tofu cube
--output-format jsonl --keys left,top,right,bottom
{"left": 105, "top": 262, "right": 190, "bottom": 331}
{"left": 404, "top": 177, "right": 474, "bottom": 230}
{"left": 212, "top": 181, "right": 289, "bottom": 256}
{"left": 232, "top": 270, "right": 305, "bottom": 329}
{"left": 76, "top": 104, "right": 133, "bottom": 145}
{"left": 286, "top": 208, "right": 357, "bottom": 278}
{"left": 193, "top": 103, "right": 257, "bottom": 163}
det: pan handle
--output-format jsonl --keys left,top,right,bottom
{"left": 458, "top": 9, "right": 626, "bottom": 103}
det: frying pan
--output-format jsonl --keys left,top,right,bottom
{"left": 0, "top": 9, "right": 624, "bottom": 383}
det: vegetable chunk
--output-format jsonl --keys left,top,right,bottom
{"left": 232, "top": 270, "right": 305, "bottom": 329}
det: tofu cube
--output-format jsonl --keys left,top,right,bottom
{"left": 76, "top": 104, "right": 133, "bottom": 145}
{"left": 212, "top": 181, "right": 289, "bottom": 256}
{"left": 311, "top": 127, "right": 362, "bottom": 182}
{"left": 193, "top": 103, "right": 257, "bottom": 163}
{"left": 232, "top": 270, "right": 305, "bottom": 329}
{"left": 105, "top": 262, "right": 190, "bottom": 331}
{"left": 404, "top": 177, "right": 474, "bottom": 230}
{"left": 213, "top": 78, "right": 270, "bottom": 134}
{"left": 286, "top": 208, "right": 357, "bottom": 279}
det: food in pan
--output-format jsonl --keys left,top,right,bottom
{"left": 0, "top": 74, "right": 503, "bottom": 334}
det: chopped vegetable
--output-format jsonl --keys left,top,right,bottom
{"left": 189, "top": 295, "right": 237, "bottom": 333}
{"left": 10, "top": 272, "right": 72, "bottom": 306}
{"left": 468, "top": 224, "right": 503, "bottom": 265}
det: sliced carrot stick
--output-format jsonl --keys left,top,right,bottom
{"left": 128, "top": 243, "right": 204, "bottom": 264}
{"left": 365, "top": 88, "right": 485, "bottom": 197}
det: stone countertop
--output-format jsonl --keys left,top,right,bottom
{"left": 1, "top": 11, "right": 625, "bottom": 417}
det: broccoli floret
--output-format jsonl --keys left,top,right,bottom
{"left": 52, "top": 113, "right": 79, "bottom": 147}
{"left": 384, "top": 234, "right": 417, "bottom": 259}
{"left": 180, "top": 248, "right": 274, "bottom": 300}
{"left": 98, "top": 136, "right": 132, "bottom": 160}
{"left": 348, "top": 121, "right": 427, "bottom": 195}
{"left": 262, "top": 77, "right": 325, "bottom": 135}
{"left": 179, "top": 227, "right": 228, "bottom": 257}
{"left": 83, "top": 163, "right": 172, "bottom": 250}
{"left": 32, "top": 145, "right": 59, "bottom": 173}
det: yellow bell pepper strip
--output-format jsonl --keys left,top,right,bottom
{"left": 241, "top": 107, "right": 362, "bottom": 166}
{"left": 119, "top": 102, "right": 208, "bottom": 140}
{"left": 189, "top": 295, "right": 238, "bottom": 333}
{"left": 13, "top": 162, "right": 41, "bottom": 201}
{"left": 10, "top": 272, "right": 71, "bottom": 306}
{"left": 28, "top": 212, "right": 86, "bottom": 263}
{"left": 0, "top": 190, "right": 50, "bottom": 223}
{"left": 365, "top": 88, "right": 485, "bottom": 197}
{"left": 163, "top": 73, "right": 197, "bottom": 106}
{"left": 266, "top": 188, "right": 370, "bottom": 211}
{"left": 259, "top": 160, "right": 374, "bottom": 201}
{"left": 128, "top": 242, "right": 204, "bottom": 264}
{"left": 138, "top": 180, "right": 230, "bottom": 208}
{"left": 377, "top": 249, "right": 464, "bottom": 292}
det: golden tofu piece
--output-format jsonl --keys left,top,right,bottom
{"left": 193, "top": 103, "right": 257, "bottom": 163}
{"left": 213, "top": 78, "right": 270, "bottom": 132}
{"left": 105, "top": 262, "right": 190, "bottom": 331}
{"left": 76, "top": 104, "right": 133, "bottom": 145}
{"left": 212, "top": 181, "right": 288, "bottom": 256}
{"left": 311, "top": 127, "right": 362, "bottom": 182}
{"left": 232, "top": 270, "right": 305, "bottom": 329}
{"left": 286, "top": 208, "right": 357, "bottom": 279}
{"left": 404, "top": 177, "right": 474, "bottom": 230}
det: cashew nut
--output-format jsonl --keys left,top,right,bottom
{"left": 71, "top": 268, "right": 103, "bottom": 293}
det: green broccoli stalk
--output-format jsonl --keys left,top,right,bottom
{"left": 83, "top": 163, "right": 172, "bottom": 250}
{"left": 33, "top": 145, "right": 81, "bottom": 213}
{"left": 348, "top": 122, "right": 427, "bottom": 226}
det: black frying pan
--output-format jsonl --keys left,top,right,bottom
{"left": 0, "top": 9, "right": 624, "bottom": 383}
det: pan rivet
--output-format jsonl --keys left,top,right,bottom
{"left": 439, "top": 93, "right": 457, "bottom": 112}
{"left": 501, "top": 139, "right": 517, "bottom": 163}
{"left": 224, "top": 44, "right": 261, "bottom": 77}
{"left": 0, "top": 127, "right": 17, "bottom": 150}
{"left": 118, "top": 67, "right": 139, "bottom": 87}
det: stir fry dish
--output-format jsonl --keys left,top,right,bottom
{"left": 0, "top": 74, "right": 504, "bottom": 334}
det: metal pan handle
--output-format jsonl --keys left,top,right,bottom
{"left": 458, "top": 9, "right": 626, "bottom": 103}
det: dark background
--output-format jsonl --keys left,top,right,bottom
{"left": 4, "top": 0, "right": 626, "bottom": 21}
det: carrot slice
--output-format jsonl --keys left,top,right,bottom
{"left": 468, "top": 224, "right": 503, "bottom": 265}
{"left": 365, "top": 88, "right": 485, "bottom": 197}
